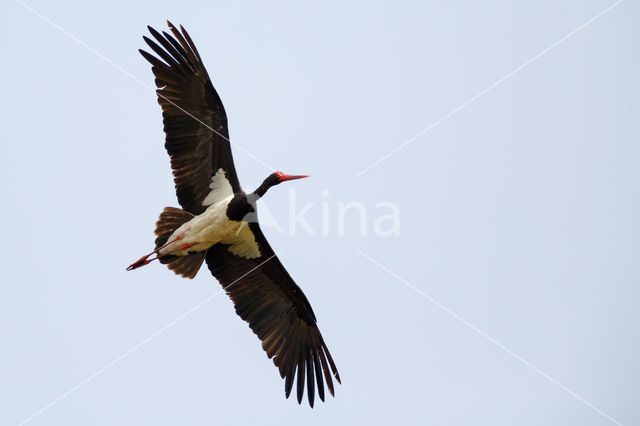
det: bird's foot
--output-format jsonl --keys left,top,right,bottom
{"left": 126, "top": 253, "right": 156, "bottom": 271}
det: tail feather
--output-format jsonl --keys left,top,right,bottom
{"left": 160, "top": 252, "right": 207, "bottom": 279}
{"left": 155, "top": 207, "right": 194, "bottom": 249}
{"left": 154, "top": 207, "right": 205, "bottom": 279}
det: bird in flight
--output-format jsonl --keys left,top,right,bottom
{"left": 127, "top": 21, "right": 340, "bottom": 407}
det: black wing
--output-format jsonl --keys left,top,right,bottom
{"left": 205, "top": 223, "right": 341, "bottom": 407}
{"left": 139, "top": 21, "right": 241, "bottom": 214}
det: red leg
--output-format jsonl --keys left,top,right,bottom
{"left": 154, "top": 229, "right": 189, "bottom": 252}
{"left": 127, "top": 253, "right": 154, "bottom": 271}
{"left": 126, "top": 230, "right": 194, "bottom": 272}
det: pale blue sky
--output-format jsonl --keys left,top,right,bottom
{"left": 2, "top": 1, "right": 639, "bottom": 425}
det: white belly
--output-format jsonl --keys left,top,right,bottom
{"left": 159, "top": 195, "right": 243, "bottom": 256}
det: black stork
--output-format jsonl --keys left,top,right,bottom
{"left": 127, "top": 21, "right": 340, "bottom": 407}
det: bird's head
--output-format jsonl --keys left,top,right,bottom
{"left": 253, "top": 171, "right": 309, "bottom": 198}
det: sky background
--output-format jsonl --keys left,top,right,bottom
{"left": 1, "top": 1, "right": 639, "bottom": 425}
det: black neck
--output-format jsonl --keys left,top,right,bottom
{"left": 253, "top": 181, "right": 271, "bottom": 198}
{"left": 252, "top": 172, "right": 280, "bottom": 199}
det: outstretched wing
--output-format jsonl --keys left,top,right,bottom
{"left": 205, "top": 223, "right": 341, "bottom": 407}
{"left": 139, "top": 21, "right": 241, "bottom": 214}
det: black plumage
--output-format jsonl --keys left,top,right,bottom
{"left": 136, "top": 21, "right": 340, "bottom": 407}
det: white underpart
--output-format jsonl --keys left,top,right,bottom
{"left": 226, "top": 224, "right": 261, "bottom": 258}
{"left": 159, "top": 169, "right": 261, "bottom": 259}
{"left": 202, "top": 168, "right": 234, "bottom": 207}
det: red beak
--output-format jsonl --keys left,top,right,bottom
{"left": 277, "top": 172, "right": 310, "bottom": 182}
